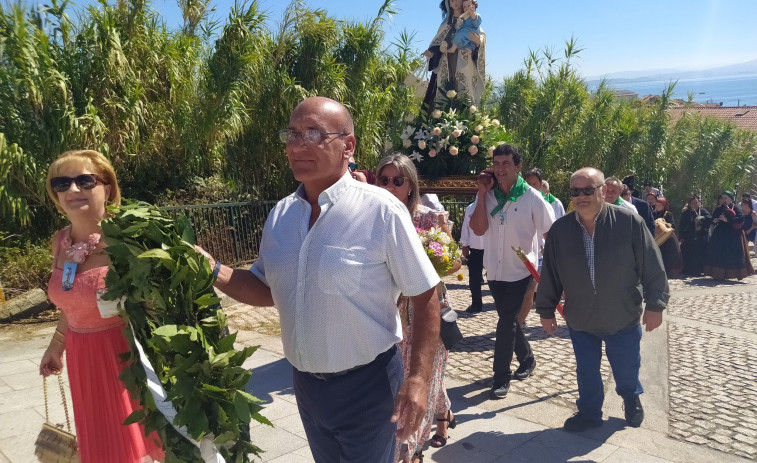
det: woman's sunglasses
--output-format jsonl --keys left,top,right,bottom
{"left": 379, "top": 176, "right": 407, "bottom": 187}
{"left": 50, "top": 174, "right": 107, "bottom": 193}
{"left": 569, "top": 185, "right": 601, "bottom": 197}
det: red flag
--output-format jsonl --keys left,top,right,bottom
{"left": 511, "top": 246, "right": 565, "bottom": 318}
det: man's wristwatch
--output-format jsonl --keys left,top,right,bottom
{"left": 212, "top": 260, "right": 222, "bottom": 277}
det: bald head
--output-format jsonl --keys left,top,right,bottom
{"left": 292, "top": 97, "right": 354, "bottom": 135}
{"left": 571, "top": 167, "right": 605, "bottom": 186}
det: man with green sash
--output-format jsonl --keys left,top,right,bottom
{"left": 470, "top": 144, "right": 555, "bottom": 399}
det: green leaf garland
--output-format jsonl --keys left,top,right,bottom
{"left": 101, "top": 201, "right": 267, "bottom": 462}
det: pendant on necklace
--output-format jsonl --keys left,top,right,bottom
{"left": 62, "top": 262, "right": 77, "bottom": 291}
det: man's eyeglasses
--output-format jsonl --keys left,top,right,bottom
{"left": 569, "top": 185, "right": 602, "bottom": 197}
{"left": 379, "top": 176, "right": 407, "bottom": 187}
{"left": 50, "top": 174, "right": 107, "bottom": 193}
{"left": 278, "top": 129, "right": 346, "bottom": 145}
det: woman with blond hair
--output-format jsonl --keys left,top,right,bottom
{"left": 39, "top": 150, "right": 163, "bottom": 462}
{"left": 376, "top": 154, "right": 459, "bottom": 462}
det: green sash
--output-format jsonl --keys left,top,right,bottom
{"left": 490, "top": 175, "right": 528, "bottom": 217}
{"left": 613, "top": 197, "right": 623, "bottom": 206}
{"left": 541, "top": 192, "right": 556, "bottom": 204}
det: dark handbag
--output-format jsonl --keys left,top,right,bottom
{"left": 35, "top": 375, "right": 80, "bottom": 463}
{"left": 440, "top": 316, "right": 464, "bottom": 350}
{"left": 437, "top": 282, "right": 464, "bottom": 350}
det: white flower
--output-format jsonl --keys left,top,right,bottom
{"left": 402, "top": 139, "right": 412, "bottom": 148}
{"left": 446, "top": 90, "right": 457, "bottom": 99}
{"left": 468, "top": 145, "right": 478, "bottom": 155}
{"left": 432, "top": 127, "right": 443, "bottom": 136}
{"left": 414, "top": 128, "right": 430, "bottom": 140}
{"left": 408, "top": 150, "right": 423, "bottom": 162}
{"left": 428, "top": 149, "right": 437, "bottom": 158}
{"left": 469, "top": 105, "right": 478, "bottom": 114}
{"left": 475, "top": 125, "right": 483, "bottom": 133}
{"left": 492, "top": 119, "right": 501, "bottom": 127}
{"left": 432, "top": 109, "right": 442, "bottom": 119}
{"left": 487, "top": 146, "right": 495, "bottom": 157}
{"left": 440, "top": 234, "right": 451, "bottom": 245}
{"left": 400, "top": 124, "right": 415, "bottom": 140}
{"left": 449, "top": 146, "right": 459, "bottom": 156}
{"left": 405, "top": 113, "right": 416, "bottom": 123}
{"left": 452, "top": 129, "right": 462, "bottom": 138}
{"left": 384, "top": 140, "right": 393, "bottom": 150}
{"left": 418, "top": 140, "right": 427, "bottom": 150}
{"left": 471, "top": 135, "right": 480, "bottom": 144}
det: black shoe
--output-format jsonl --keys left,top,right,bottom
{"left": 489, "top": 381, "right": 510, "bottom": 399}
{"left": 623, "top": 396, "right": 644, "bottom": 428}
{"left": 563, "top": 412, "right": 603, "bottom": 432}
{"left": 465, "top": 305, "right": 482, "bottom": 313}
{"left": 513, "top": 357, "right": 536, "bottom": 380}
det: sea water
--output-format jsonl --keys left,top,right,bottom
{"left": 591, "top": 75, "right": 757, "bottom": 106}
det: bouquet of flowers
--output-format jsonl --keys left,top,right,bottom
{"left": 417, "top": 227, "right": 462, "bottom": 277}
{"left": 388, "top": 90, "right": 511, "bottom": 179}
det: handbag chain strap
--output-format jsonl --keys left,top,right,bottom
{"left": 43, "top": 375, "right": 73, "bottom": 433}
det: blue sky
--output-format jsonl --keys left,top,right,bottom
{"left": 104, "top": 0, "right": 757, "bottom": 79}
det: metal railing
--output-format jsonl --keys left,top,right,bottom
{"left": 161, "top": 201, "right": 277, "bottom": 266}
{"left": 163, "top": 197, "right": 476, "bottom": 267}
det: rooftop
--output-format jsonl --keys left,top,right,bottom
{"left": 668, "top": 105, "right": 757, "bottom": 132}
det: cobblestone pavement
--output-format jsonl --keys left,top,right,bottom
{"left": 223, "top": 255, "right": 757, "bottom": 461}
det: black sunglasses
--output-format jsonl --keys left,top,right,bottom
{"left": 569, "top": 185, "right": 602, "bottom": 197}
{"left": 50, "top": 174, "right": 107, "bottom": 193}
{"left": 379, "top": 176, "right": 407, "bottom": 187}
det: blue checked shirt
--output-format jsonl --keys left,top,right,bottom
{"left": 575, "top": 212, "right": 600, "bottom": 289}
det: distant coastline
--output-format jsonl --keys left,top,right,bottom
{"left": 586, "top": 74, "right": 757, "bottom": 107}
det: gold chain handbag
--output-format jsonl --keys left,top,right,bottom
{"left": 35, "top": 375, "right": 80, "bottom": 463}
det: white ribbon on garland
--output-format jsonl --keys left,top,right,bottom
{"left": 131, "top": 324, "right": 226, "bottom": 463}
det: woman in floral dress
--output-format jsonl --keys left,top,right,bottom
{"left": 376, "top": 154, "right": 460, "bottom": 463}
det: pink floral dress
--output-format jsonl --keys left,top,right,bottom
{"left": 395, "top": 205, "right": 451, "bottom": 462}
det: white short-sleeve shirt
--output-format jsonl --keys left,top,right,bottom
{"left": 480, "top": 186, "right": 555, "bottom": 282}
{"left": 460, "top": 201, "right": 486, "bottom": 250}
{"left": 250, "top": 172, "right": 440, "bottom": 373}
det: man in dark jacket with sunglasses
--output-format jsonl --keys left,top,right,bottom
{"left": 536, "top": 167, "right": 669, "bottom": 433}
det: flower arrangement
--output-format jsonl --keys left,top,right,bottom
{"left": 417, "top": 227, "right": 462, "bottom": 277}
{"left": 388, "top": 91, "right": 511, "bottom": 179}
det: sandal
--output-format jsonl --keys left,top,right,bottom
{"left": 429, "top": 410, "right": 456, "bottom": 448}
{"left": 411, "top": 450, "right": 424, "bottom": 463}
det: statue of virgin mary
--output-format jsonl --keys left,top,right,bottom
{"left": 422, "top": 0, "right": 486, "bottom": 109}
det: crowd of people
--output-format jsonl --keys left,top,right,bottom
{"left": 39, "top": 95, "right": 754, "bottom": 463}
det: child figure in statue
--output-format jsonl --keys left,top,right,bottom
{"left": 447, "top": 0, "right": 481, "bottom": 54}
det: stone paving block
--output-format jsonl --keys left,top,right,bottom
{"left": 602, "top": 447, "right": 673, "bottom": 463}
{"left": 246, "top": 424, "right": 308, "bottom": 462}
{"left": 668, "top": 322, "right": 757, "bottom": 458}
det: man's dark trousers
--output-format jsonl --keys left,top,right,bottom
{"left": 293, "top": 346, "right": 403, "bottom": 462}
{"left": 489, "top": 276, "right": 534, "bottom": 383}
{"left": 467, "top": 248, "right": 485, "bottom": 309}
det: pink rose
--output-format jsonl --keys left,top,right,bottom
{"left": 418, "top": 140, "right": 427, "bottom": 150}
{"left": 471, "top": 135, "right": 480, "bottom": 144}
{"left": 432, "top": 110, "right": 442, "bottom": 119}
{"left": 402, "top": 139, "right": 412, "bottom": 148}
{"left": 429, "top": 150, "right": 437, "bottom": 158}
{"left": 449, "top": 146, "right": 459, "bottom": 156}
{"left": 468, "top": 145, "right": 478, "bottom": 155}
{"left": 432, "top": 127, "right": 442, "bottom": 136}
{"left": 452, "top": 129, "right": 462, "bottom": 138}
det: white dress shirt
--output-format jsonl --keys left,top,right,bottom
{"left": 250, "top": 172, "right": 440, "bottom": 373}
{"left": 460, "top": 201, "right": 486, "bottom": 250}
{"left": 551, "top": 197, "right": 565, "bottom": 220}
{"left": 480, "top": 186, "right": 555, "bottom": 282}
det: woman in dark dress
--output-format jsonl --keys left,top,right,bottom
{"left": 742, "top": 199, "right": 757, "bottom": 245}
{"left": 703, "top": 193, "right": 754, "bottom": 280}
{"left": 679, "top": 196, "right": 711, "bottom": 276}
{"left": 653, "top": 198, "right": 682, "bottom": 277}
